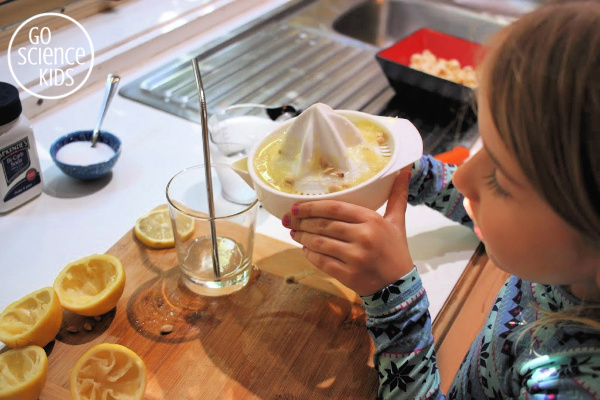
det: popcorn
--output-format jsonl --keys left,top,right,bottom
{"left": 409, "top": 50, "right": 478, "bottom": 88}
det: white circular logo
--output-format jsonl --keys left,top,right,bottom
{"left": 8, "top": 13, "right": 94, "bottom": 100}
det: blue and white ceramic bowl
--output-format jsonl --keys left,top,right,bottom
{"left": 50, "top": 130, "right": 122, "bottom": 180}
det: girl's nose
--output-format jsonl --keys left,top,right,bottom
{"left": 452, "top": 151, "right": 482, "bottom": 202}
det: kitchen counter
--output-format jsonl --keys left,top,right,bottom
{"left": 0, "top": 0, "right": 480, "bottom": 351}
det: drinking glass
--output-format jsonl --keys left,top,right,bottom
{"left": 166, "top": 164, "right": 259, "bottom": 296}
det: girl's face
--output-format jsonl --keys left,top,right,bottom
{"left": 452, "top": 89, "right": 600, "bottom": 299}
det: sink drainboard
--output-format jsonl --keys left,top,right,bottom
{"left": 122, "top": 21, "right": 391, "bottom": 120}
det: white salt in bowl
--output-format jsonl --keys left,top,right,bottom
{"left": 233, "top": 110, "right": 423, "bottom": 219}
{"left": 50, "top": 130, "right": 122, "bottom": 180}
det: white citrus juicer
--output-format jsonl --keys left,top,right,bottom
{"left": 232, "top": 105, "right": 423, "bottom": 219}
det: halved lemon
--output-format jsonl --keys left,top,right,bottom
{"left": 0, "top": 345, "right": 48, "bottom": 400}
{"left": 53, "top": 254, "right": 126, "bottom": 317}
{"left": 70, "top": 343, "right": 147, "bottom": 400}
{"left": 134, "top": 208, "right": 194, "bottom": 249}
{"left": 0, "top": 287, "right": 62, "bottom": 349}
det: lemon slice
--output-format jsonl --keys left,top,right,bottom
{"left": 0, "top": 287, "right": 62, "bottom": 349}
{"left": 134, "top": 209, "right": 194, "bottom": 249}
{"left": 0, "top": 345, "right": 48, "bottom": 400}
{"left": 70, "top": 343, "right": 147, "bottom": 400}
{"left": 53, "top": 254, "right": 126, "bottom": 317}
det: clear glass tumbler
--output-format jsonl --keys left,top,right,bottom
{"left": 166, "top": 164, "right": 259, "bottom": 296}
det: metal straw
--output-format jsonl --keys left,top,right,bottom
{"left": 191, "top": 58, "right": 220, "bottom": 278}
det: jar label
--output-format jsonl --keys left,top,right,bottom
{"left": 3, "top": 168, "right": 41, "bottom": 202}
{"left": 0, "top": 137, "right": 31, "bottom": 185}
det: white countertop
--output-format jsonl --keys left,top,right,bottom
{"left": 0, "top": 0, "right": 480, "bottom": 345}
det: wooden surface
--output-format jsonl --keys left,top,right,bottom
{"left": 40, "top": 217, "right": 378, "bottom": 399}
{"left": 29, "top": 209, "right": 507, "bottom": 399}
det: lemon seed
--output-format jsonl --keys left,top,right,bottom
{"left": 160, "top": 324, "right": 174, "bottom": 334}
{"left": 328, "top": 184, "right": 342, "bottom": 193}
{"left": 319, "top": 156, "right": 329, "bottom": 169}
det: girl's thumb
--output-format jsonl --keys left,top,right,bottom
{"left": 383, "top": 166, "right": 412, "bottom": 228}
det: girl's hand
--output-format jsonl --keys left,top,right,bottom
{"left": 281, "top": 168, "right": 414, "bottom": 296}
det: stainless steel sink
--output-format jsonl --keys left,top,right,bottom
{"left": 120, "top": 0, "right": 517, "bottom": 154}
{"left": 332, "top": 0, "right": 513, "bottom": 48}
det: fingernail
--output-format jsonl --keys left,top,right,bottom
{"left": 301, "top": 245, "right": 307, "bottom": 252}
{"left": 290, "top": 230, "right": 296, "bottom": 238}
{"left": 291, "top": 204, "right": 300, "bottom": 216}
{"left": 282, "top": 215, "right": 291, "bottom": 228}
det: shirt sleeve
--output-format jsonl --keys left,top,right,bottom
{"left": 409, "top": 155, "right": 473, "bottom": 229}
{"left": 361, "top": 267, "right": 444, "bottom": 400}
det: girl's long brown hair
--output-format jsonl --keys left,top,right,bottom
{"left": 478, "top": 2, "right": 600, "bottom": 334}
{"left": 480, "top": 1, "right": 600, "bottom": 243}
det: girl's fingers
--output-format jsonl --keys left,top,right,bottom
{"left": 291, "top": 200, "right": 371, "bottom": 223}
{"left": 283, "top": 200, "right": 377, "bottom": 244}
{"left": 288, "top": 217, "right": 354, "bottom": 242}
{"left": 291, "top": 229, "right": 354, "bottom": 260}
{"left": 301, "top": 246, "right": 349, "bottom": 281}
{"left": 301, "top": 246, "right": 381, "bottom": 296}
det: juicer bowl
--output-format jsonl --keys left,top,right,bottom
{"left": 232, "top": 109, "right": 423, "bottom": 219}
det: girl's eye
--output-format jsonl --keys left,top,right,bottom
{"left": 485, "top": 170, "right": 510, "bottom": 197}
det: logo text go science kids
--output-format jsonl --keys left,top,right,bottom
{"left": 8, "top": 13, "right": 94, "bottom": 100}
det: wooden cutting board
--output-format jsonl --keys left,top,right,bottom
{"left": 40, "top": 208, "right": 378, "bottom": 399}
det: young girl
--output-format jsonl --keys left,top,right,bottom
{"left": 281, "top": 2, "right": 600, "bottom": 398}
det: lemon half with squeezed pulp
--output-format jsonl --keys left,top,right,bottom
{"left": 0, "top": 287, "right": 62, "bottom": 349}
{"left": 70, "top": 343, "right": 147, "bottom": 400}
{"left": 53, "top": 254, "right": 125, "bottom": 317}
{"left": 0, "top": 345, "right": 48, "bottom": 400}
{"left": 134, "top": 208, "right": 194, "bottom": 249}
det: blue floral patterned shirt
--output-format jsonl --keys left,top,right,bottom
{"left": 360, "top": 155, "right": 600, "bottom": 399}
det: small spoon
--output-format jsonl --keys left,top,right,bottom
{"left": 90, "top": 74, "right": 121, "bottom": 147}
